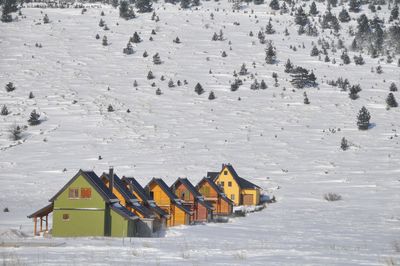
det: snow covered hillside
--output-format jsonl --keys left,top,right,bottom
{"left": 0, "top": 0, "right": 399, "bottom": 264}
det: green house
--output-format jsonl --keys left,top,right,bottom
{"left": 43, "top": 170, "right": 138, "bottom": 237}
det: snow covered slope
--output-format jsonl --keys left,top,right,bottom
{"left": 0, "top": 1, "right": 399, "bottom": 264}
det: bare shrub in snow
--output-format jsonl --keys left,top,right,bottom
{"left": 324, "top": 193, "right": 342, "bottom": 201}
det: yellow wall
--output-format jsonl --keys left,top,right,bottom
{"left": 149, "top": 184, "right": 170, "bottom": 206}
{"left": 241, "top": 189, "right": 260, "bottom": 205}
{"left": 173, "top": 205, "right": 188, "bottom": 226}
{"left": 215, "top": 167, "right": 240, "bottom": 205}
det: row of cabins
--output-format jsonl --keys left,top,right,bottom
{"left": 28, "top": 164, "right": 261, "bottom": 237}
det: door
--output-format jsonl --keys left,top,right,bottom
{"left": 242, "top": 194, "right": 254, "bottom": 205}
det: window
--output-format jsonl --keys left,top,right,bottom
{"left": 81, "top": 188, "right": 92, "bottom": 199}
{"left": 149, "top": 191, "right": 154, "bottom": 200}
{"left": 228, "top": 181, "right": 232, "bottom": 187}
{"left": 200, "top": 186, "right": 210, "bottom": 197}
{"left": 224, "top": 171, "right": 228, "bottom": 175}
{"left": 62, "top": 214, "right": 70, "bottom": 221}
{"left": 220, "top": 181, "right": 225, "bottom": 187}
{"left": 231, "top": 194, "right": 235, "bottom": 200}
{"left": 68, "top": 188, "right": 79, "bottom": 199}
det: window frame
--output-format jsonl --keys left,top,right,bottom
{"left": 62, "top": 214, "right": 70, "bottom": 221}
{"left": 68, "top": 188, "right": 79, "bottom": 199}
{"left": 228, "top": 181, "right": 232, "bottom": 187}
{"left": 80, "top": 187, "right": 92, "bottom": 199}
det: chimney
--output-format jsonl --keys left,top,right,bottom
{"left": 109, "top": 166, "right": 114, "bottom": 193}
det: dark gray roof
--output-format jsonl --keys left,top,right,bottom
{"left": 122, "top": 177, "right": 169, "bottom": 218}
{"left": 172, "top": 178, "right": 213, "bottom": 210}
{"left": 49, "top": 170, "right": 118, "bottom": 203}
{"left": 146, "top": 178, "right": 192, "bottom": 214}
{"left": 28, "top": 203, "right": 54, "bottom": 218}
{"left": 110, "top": 203, "right": 139, "bottom": 221}
{"left": 211, "top": 164, "right": 261, "bottom": 190}
{"left": 196, "top": 177, "right": 233, "bottom": 204}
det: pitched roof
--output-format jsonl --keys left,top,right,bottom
{"left": 171, "top": 178, "right": 213, "bottom": 210}
{"left": 28, "top": 203, "right": 54, "bottom": 218}
{"left": 49, "top": 170, "right": 119, "bottom": 203}
{"left": 146, "top": 178, "right": 192, "bottom": 214}
{"left": 212, "top": 164, "right": 261, "bottom": 190}
{"left": 110, "top": 203, "right": 139, "bottom": 221}
{"left": 207, "top": 172, "right": 219, "bottom": 180}
{"left": 122, "top": 177, "right": 169, "bottom": 218}
{"left": 196, "top": 177, "right": 233, "bottom": 205}
{"left": 102, "top": 173, "right": 154, "bottom": 218}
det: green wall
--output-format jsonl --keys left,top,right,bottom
{"left": 110, "top": 209, "right": 136, "bottom": 237}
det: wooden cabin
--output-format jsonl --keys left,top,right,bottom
{"left": 33, "top": 170, "right": 139, "bottom": 237}
{"left": 196, "top": 177, "right": 233, "bottom": 216}
{"left": 171, "top": 178, "right": 213, "bottom": 223}
{"left": 145, "top": 178, "right": 192, "bottom": 227}
{"left": 208, "top": 164, "right": 261, "bottom": 206}
{"left": 121, "top": 176, "right": 169, "bottom": 230}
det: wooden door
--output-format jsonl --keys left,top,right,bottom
{"left": 242, "top": 194, "right": 254, "bottom": 205}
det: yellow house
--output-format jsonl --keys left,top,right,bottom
{"left": 208, "top": 164, "right": 261, "bottom": 206}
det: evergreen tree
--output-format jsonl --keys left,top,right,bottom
{"left": 181, "top": 0, "right": 190, "bottom": 8}
{"left": 290, "top": 66, "right": 317, "bottom": 88}
{"left": 123, "top": 42, "right": 134, "bottom": 54}
{"left": 143, "top": 51, "right": 148, "bottom": 57}
{"left": 389, "top": 82, "right": 398, "bottom": 92}
{"left": 168, "top": 79, "right": 174, "bottom": 87}
{"left": 269, "top": 0, "right": 280, "bottom": 10}
{"left": 99, "top": 18, "right": 105, "bottom": 27}
{"left": 265, "top": 42, "right": 276, "bottom": 64}
{"left": 357, "top": 106, "right": 371, "bottom": 130}
{"left": 386, "top": 92, "right": 398, "bottom": 107}
{"left": 147, "top": 71, "right": 155, "bottom": 79}
{"left": 349, "top": 0, "right": 361, "bottom": 12}
{"left": 309, "top": 2, "right": 318, "bottom": 15}
{"left": 9, "top": 124, "right": 22, "bottom": 141}
{"left": 156, "top": 88, "right": 162, "bottom": 95}
{"left": 208, "top": 91, "right": 216, "bottom": 100}
{"left": 310, "top": 46, "right": 319, "bottom": 56}
{"left": 221, "top": 51, "right": 227, "bottom": 57}
{"left": 1, "top": 105, "right": 9, "bottom": 116}
{"left": 29, "top": 92, "right": 34, "bottom": 99}
{"left": 341, "top": 52, "right": 351, "bottom": 64}
{"left": 135, "top": 0, "right": 152, "bottom": 13}
{"left": 192, "top": 0, "right": 200, "bottom": 6}
{"left": 295, "top": 6, "right": 308, "bottom": 26}
{"left": 250, "top": 79, "right": 260, "bottom": 90}
{"left": 212, "top": 32, "right": 219, "bottom": 41}
{"left": 340, "top": 137, "right": 349, "bottom": 150}
{"left": 195, "top": 83, "right": 204, "bottom": 95}
{"left": 28, "top": 109, "right": 41, "bottom": 125}
{"left": 260, "top": 80, "right": 267, "bottom": 90}
{"left": 119, "top": 1, "right": 136, "bottom": 19}
{"left": 349, "top": 84, "right": 361, "bottom": 99}
{"left": 43, "top": 14, "right": 50, "bottom": 24}
{"left": 390, "top": 5, "right": 399, "bottom": 21}
{"left": 303, "top": 92, "right": 310, "bottom": 104}
{"left": 353, "top": 54, "right": 364, "bottom": 65}
{"left": 173, "top": 37, "right": 181, "bottom": 43}
{"left": 265, "top": 20, "right": 275, "bottom": 34}
{"left": 107, "top": 104, "right": 114, "bottom": 112}
{"left": 131, "top": 32, "right": 141, "bottom": 43}
{"left": 1, "top": 0, "right": 17, "bottom": 22}
{"left": 284, "top": 59, "right": 294, "bottom": 73}
{"left": 153, "top": 53, "right": 162, "bottom": 64}
{"left": 239, "top": 63, "right": 248, "bottom": 75}
{"left": 5, "top": 82, "right": 15, "bottom": 92}
{"left": 102, "top": 36, "right": 108, "bottom": 46}
{"left": 338, "top": 8, "right": 351, "bottom": 22}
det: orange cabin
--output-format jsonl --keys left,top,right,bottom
{"left": 196, "top": 177, "right": 233, "bottom": 216}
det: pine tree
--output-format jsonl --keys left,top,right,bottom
{"left": 338, "top": 8, "right": 351, "bottom": 22}
{"left": 29, "top": 92, "right": 34, "bottom": 99}
{"left": 386, "top": 92, "right": 398, "bottom": 107}
{"left": 239, "top": 63, "right": 248, "bottom": 75}
{"left": 143, "top": 51, "right": 148, "bottom": 57}
{"left": 147, "top": 71, "right": 155, "bottom": 79}
{"left": 212, "top": 32, "right": 219, "bottom": 41}
{"left": 135, "top": 0, "right": 152, "bottom": 13}
{"left": 181, "top": 0, "right": 190, "bottom": 8}
{"left": 123, "top": 42, "right": 134, "bottom": 54}
{"left": 208, "top": 91, "right": 216, "bottom": 100}
{"left": 357, "top": 106, "right": 371, "bottom": 130}
{"left": 221, "top": 51, "right": 227, "bottom": 57}
{"left": 341, "top": 52, "right": 351, "bottom": 64}
{"left": 168, "top": 79, "right": 174, "bottom": 87}
{"left": 99, "top": 18, "right": 105, "bottom": 27}
{"left": 295, "top": 6, "right": 308, "bottom": 26}
{"left": 43, "top": 14, "right": 50, "bottom": 24}
{"left": 131, "top": 32, "right": 141, "bottom": 43}
{"left": 1, "top": 105, "right": 9, "bottom": 116}
{"left": 269, "top": 0, "right": 280, "bottom": 10}
{"left": 107, "top": 104, "right": 114, "bottom": 112}
{"left": 260, "top": 80, "right": 267, "bottom": 90}
{"left": 340, "top": 137, "right": 349, "bottom": 150}
{"left": 265, "top": 19, "right": 275, "bottom": 34}
{"left": 349, "top": 84, "right": 362, "bottom": 99}
{"left": 290, "top": 66, "right": 317, "bottom": 88}
{"left": 119, "top": 1, "right": 135, "bottom": 19}
{"left": 1, "top": 0, "right": 17, "bottom": 22}
{"left": 28, "top": 109, "right": 41, "bottom": 125}
{"left": 173, "top": 37, "right": 181, "bottom": 43}
{"left": 303, "top": 92, "right": 310, "bottom": 104}
{"left": 153, "top": 53, "right": 162, "bottom": 64}
{"left": 309, "top": 2, "right": 318, "bottom": 15}
{"left": 310, "top": 46, "right": 319, "bottom": 56}
{"left": 284, "top": 59, "right": 294, "bottom": 73}
{"left": 390, "top": 5, "right": 399, "bottom": 21}
{"left": 250, "top": 79, "right": 260, "bottom": 90}
{"left": 265, "top": 42, "right": 276, "bottom": 64}
{"left": 349, "top": 0, "right": 361, "bottom": 12}
{"left": 389, "top": 82, "right": 398, "bottom": 92}
{"left": 192, "top": 0, "right": 200, "bottom": 6}
{"left": 195, "top": 83, "right": 204, "bottom": 95}
{"left": 353, "top": 54, "right": 364, "bottom": 65}
{"left": 156, "top": 88, "right": 162, "bottom": 95}
{"left": 102, "top": 36, "right": 108, "bottom": 46}
{"left": 5, "top": 82, "right": 15, "bottom": 92}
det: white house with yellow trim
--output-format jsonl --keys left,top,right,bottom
{"left": 207, "top": 164, "right": 261, "bottom": 206}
